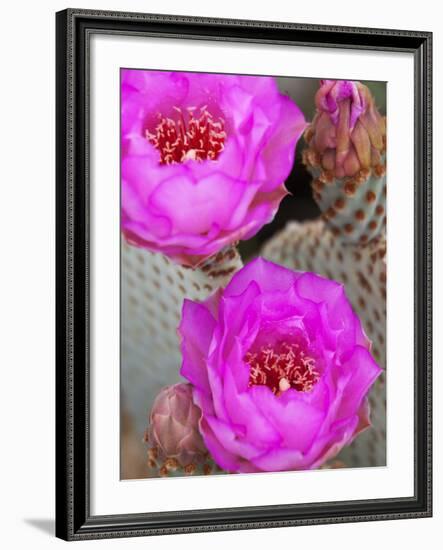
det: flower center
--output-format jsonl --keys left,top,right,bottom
{"left": 245, "top": 340, "right": 320, "bottom": 395}
{"left": 146, "top": 106, "right": 226, "bottom": 165}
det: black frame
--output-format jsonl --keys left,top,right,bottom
{"left": 56, "top": 8, "right": 432, "bottom": 541}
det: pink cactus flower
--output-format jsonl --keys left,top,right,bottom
{"left": 147, "top": 383, "right": 207, "bottom": 467}
{"left": 305, "top": 79, "right": 386, "bottom": 178}
{"left": 121, "top": 70, "right": 306, "bottom": 267}
{"left": 179, "top": 258, "right": 381, "bottom": 473}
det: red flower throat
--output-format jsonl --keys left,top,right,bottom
{"left": 245, "top": 340, "right": 320, "bottom": 395}
{"left": 146, "top": 106, "right": 226, "bottom": 165}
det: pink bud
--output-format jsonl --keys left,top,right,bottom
{"left": 148, "top": 383, "right": 207, "bottom": 467}
{"left": 304, "top": 80, "right": 386, "bottom": 179}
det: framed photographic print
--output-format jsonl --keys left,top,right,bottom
{"left": 55, "top": 8, "right": 432, "bottom": 541}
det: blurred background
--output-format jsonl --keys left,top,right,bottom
{"left": 121, "top": 76, "right": 386, "bottom": 479}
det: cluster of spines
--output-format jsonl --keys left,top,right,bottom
{"left": 143, "top": 431, "right": 222, "bottom": 477}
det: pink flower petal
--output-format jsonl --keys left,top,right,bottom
{"left": 179, "top": 300, "right": 216, "bottom": 393}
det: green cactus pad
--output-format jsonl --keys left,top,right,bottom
{"left": 309, "top": 164, "right": 386, "bottom": 245}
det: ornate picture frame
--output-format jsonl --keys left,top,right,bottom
{"left": 55, "top": 8, "right": 432, "bottom": 541}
